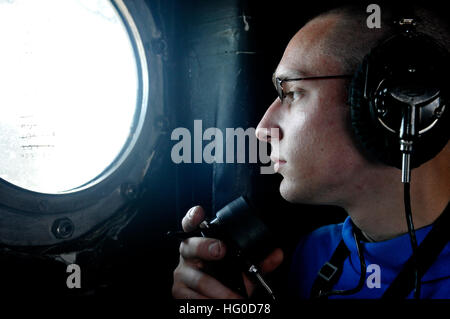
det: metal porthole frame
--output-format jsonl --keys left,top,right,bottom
{"left": 0, "top": 0, "right": 165, "bottom": 248}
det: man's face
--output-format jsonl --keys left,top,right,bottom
{"left": 256, "top": 16, "right": 371, "bottom": 205}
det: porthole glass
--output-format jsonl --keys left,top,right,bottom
{"left": 0, "top": 0, "right": 139, "bottom": 194}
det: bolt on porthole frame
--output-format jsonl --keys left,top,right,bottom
{"left": 0, "top": 0, "right": 165, "bottom": 247}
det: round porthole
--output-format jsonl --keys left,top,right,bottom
{"left": 0, "top": 0, "right": 140, "bottom": 194}
{"left": 0, "top": 0, "right": 164, "bottom": 247}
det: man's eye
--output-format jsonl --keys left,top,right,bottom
{"left": 286, "top": 91, "right": 304, "bottom": 101}
{"left": 292, "top": 91, "right": 304, "bottom": 100}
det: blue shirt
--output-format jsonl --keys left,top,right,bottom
{"left": 289, "top": 216, "right": 450, "bottom": 299}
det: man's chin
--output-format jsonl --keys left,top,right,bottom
{"left": 279, "top": 179, "right": 298, "bottom": 203}
{"left": 279, "top": 179, "right": 313, "bottom": 204}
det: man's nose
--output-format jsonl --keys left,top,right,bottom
{"left": 255, "top": 98, "right": 282, "bottom": 142}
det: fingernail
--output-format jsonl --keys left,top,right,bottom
{"left": 187, "top": 207, "right": 196, "bottom": 219}
{"left": 209, "top": 241, "right": 220, "bottom": 258}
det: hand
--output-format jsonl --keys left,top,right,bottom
{"left": 172, "top": 205, "right": 284, "bottom": 299}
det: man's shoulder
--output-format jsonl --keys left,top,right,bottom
{"left": 288, "top": 221, "right": 346, "bottom": 298}
{"left": 291, "top": 221, "right": 346, "bottom": 273}
{"left": 299, "top": 221, "right": 344, "bottom": 252}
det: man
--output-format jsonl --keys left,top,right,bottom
{"left": 172, "top": 5, "right": 450, "bottom": 299}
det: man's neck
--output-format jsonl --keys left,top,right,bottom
{"left": 343, "top": 153, "right": 449, "bottom": 242}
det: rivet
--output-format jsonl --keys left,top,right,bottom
{"left": 121, "top": 183, "right": 138, "bottom": 200}
{"left": 52, "top": 218, "right": 74, "bottom": 239}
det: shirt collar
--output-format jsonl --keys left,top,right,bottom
{"left": 341, "top": 216, "right": 435, "bottom": 278}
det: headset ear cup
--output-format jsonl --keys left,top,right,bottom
{"left": 348, "top": 57, "right": 400, "bottom": 168}
{"left": 349, "top": 52, "right": 450, "bottom": 170}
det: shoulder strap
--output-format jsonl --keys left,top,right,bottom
{"left": 382, "top": 203, "right": 450, "bottom": 299}
{"left": 310, "top": 239, "right": 350, "bottom": 299}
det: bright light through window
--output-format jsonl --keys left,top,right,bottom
{"left": 0, "top": 0, "right": 138, "bottom": 194}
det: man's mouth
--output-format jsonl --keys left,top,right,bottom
{"left": 271, "top": 156, "right": 287, "bottom": 172}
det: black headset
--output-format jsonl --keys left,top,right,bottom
{"left": 349, "top": 17, "right": 449, "bottom": 174}
{"left": 346, "top": 13, "right": 449, "bottom": 299}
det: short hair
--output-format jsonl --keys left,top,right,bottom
{"left": 311, "top": 4, "right": 450, "bottom": 74}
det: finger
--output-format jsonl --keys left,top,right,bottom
{"left": 259, "top": 248, "right": 284, "bottom": 274}
{"left": 242, "top": 273, "right": 257, "bottom": 296}
{"left": 172, "top": 284, "right": 209, "bottom": 299}
{"left": 180, "top": 237, "right": 226, "bottom": 261}
{"left": 182, "top": 206, "right": 205, "bottom": 232}
{"left": 178, "top": 253, "right": 205, "bottom": 270}
{"left": 174, "top": 265, "right": 244, "bottom": 299}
